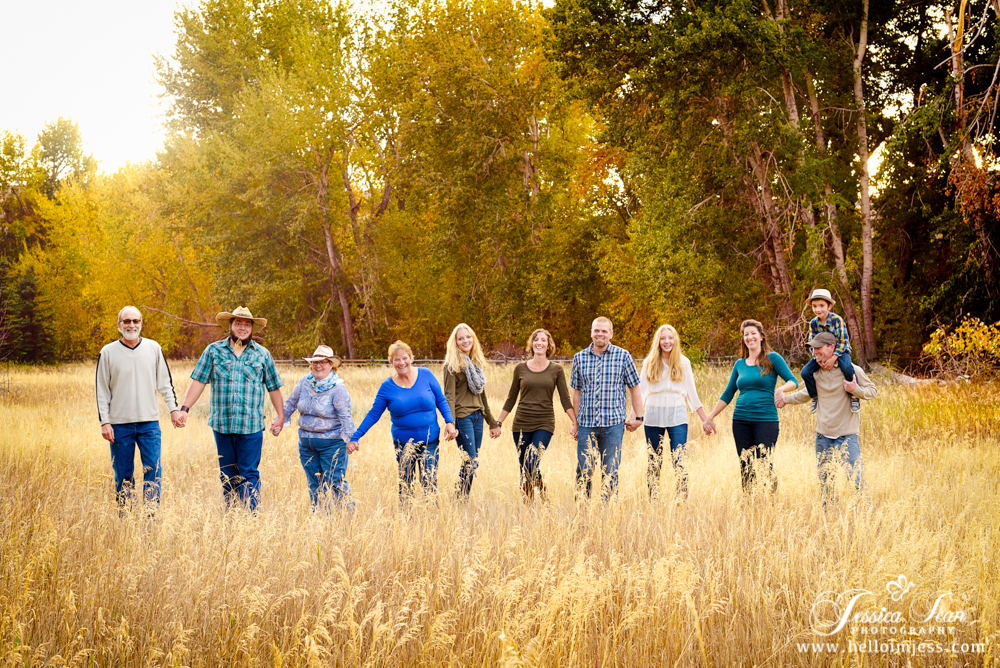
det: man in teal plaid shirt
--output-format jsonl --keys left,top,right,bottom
{"left": 178, "top": 306, "right": 284, "bottom": 511}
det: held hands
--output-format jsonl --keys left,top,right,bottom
{"left": 444, "top": 423, "right": 459, "bottom": 441}
{"left": 774, "top": 389, "right": 786, "bottom": 409}
{"left": 101, "top": 424, "right": 115, "bottom": 442}
{"left": 269, "top": 418, "right": 283, "bottom": 437}
{"left": 570, "top": 423, "right": 578, "bottom": 439}
{"left": 819, "top": 355, "right": 838, "bottom": 371}
{"left": 170, "top": 411, "right": 186, "bottom": 429}
{"left": 701, "top": 418, "right": 717, "bottom": 435}
{"left": 625, "top": 418, "right": 642, "bottom": 432}
{"left": 489, "top": 426, "right": 502, "bottom": 439}
{"left": 347, "top": 441, "right": 360, "bottom": 454}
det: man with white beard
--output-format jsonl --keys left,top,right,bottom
{"left": 96, "top": 306, "right": 183, "bottom": 508}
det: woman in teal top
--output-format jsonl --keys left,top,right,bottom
{"left": 705, "top": 319, "right": 798, "bottom": 493}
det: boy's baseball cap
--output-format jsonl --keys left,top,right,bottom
{"left": 806, "top": 288, "right": 835, "bottom": 306}
{"left": 808, "top": 332, "right": 838, "bottom": 348}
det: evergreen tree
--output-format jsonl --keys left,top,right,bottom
{"left": 2, "top": 265, "right": 56, "bottom": 363}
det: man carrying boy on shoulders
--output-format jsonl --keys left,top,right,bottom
{"left": 801, "top": 288, "right": 860, "bottom": 414}
{"left": 776, "top": 332, "right": 877, "bottom": 506}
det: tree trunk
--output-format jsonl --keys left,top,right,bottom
{"left": 317, "top": 150, "right": 357, "bottom": 358}
{"left": 852, "top": 0, "right": 876, "bottom": 361}
{"left": 716, "top": 96, "right": 798, "bottom": 342}
{"left": 322, "top": 222, "right": 357, "bottom": 358}
{"left": 748, "top": 142, "right": 797, "bottom": 330}
{"left": 946, "top": 4, "right": 974, "bottom": 160}
{"left": 803, "top": 67, "right": 868, "bottom": 362}
{"left": 824, "top": 194, "right": 868, "bottom": 362}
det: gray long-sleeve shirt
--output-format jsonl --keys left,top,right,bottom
{"left": 785, "top": 364, "right": 877, "bottom": 438}
{"left": 96, "top": 338, "right": 179, "bottom": 425}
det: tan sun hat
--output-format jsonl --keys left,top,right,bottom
{"left": 216, "top": 306, "right": 267, "bottom": 328}
{"left": 805, "top": 288, "right": 835, "bottom": 307}
{"left": 303, "top": 345, "right": 342, "bottom": 364}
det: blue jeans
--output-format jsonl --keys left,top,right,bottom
{"left": 454, "top": 411, "right": 484, "bottom": 498}
{"left": 731, "top": 420, "right": 779, "bottom": 493}
{"left": 815, "top": 433, "right": 865, "bottom": 506}
{"left": 802, "top": 352, "right": 855, "bottom": 399}
{"left": 299, "top": 436, "right": 354, "bottom": 512}
{"left": 512, "top": 429, "right": 553, "bottom": 485}
{"left": 213, "top": 431, "right": 264, "bottom": 512}
{"left": 394, "top": 438, "right": 440, "bottom": 500}
{"left": 576, "top": 423, "right": 626, "bottom": 500}
{"left": 110, "top": 421, "right": 162, "bottom": 505}
{"left": 643, "top": 424, "right": 688, "bottom": 498}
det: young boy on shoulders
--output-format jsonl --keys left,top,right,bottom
{"left": 801, "top": 288, "right": 860, "bottom": 414}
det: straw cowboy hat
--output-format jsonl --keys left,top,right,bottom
{"left": 216, "top": 306, "right": 267, "bottom": 328}
{"left": 302, "top": 345, "right": 342, "bottom": 364}
{"left": 805, "top": 288, "right": 835, "bottom": 307}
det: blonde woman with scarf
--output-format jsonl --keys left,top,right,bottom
{"left": 629, "top": 324, "right": 715, "bottom": 499}
{"left": 443, "top": 323, "right": 499, "bottom": 499}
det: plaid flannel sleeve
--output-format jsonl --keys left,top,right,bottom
{"left": 832, "top": 315, "right": 850, "bottom": 355}
{"left": 809, "top": 318, "right": 821, "bottom": 340}
{"left": 570, "top": 355, "right": 583, "bottom": 390}
{"left": 191, "top": 346, "right": 214, "bottom": 383}
{"left": 622, "top": 354, "right": 640, "bottom": 388}
{"left": 262, "top": 353, "right": 283, "bottom": 392}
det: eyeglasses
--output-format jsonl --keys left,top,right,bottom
{"left": 120, "top": 319, "right": 142, "bottom": 325}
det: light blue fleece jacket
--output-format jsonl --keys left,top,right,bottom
{"left": 283, "top": 375, "right": 356, "bottom": 441}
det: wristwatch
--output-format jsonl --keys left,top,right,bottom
{"left": 635, "top": 416, "right": 644, "bottom": 422}
{"left": 180, "top": 405, "right": 190, "bottom": 413}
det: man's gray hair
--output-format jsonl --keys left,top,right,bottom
{"left": 117, "top": 306, "right": 142, "bottom": 322}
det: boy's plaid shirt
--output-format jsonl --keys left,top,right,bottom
{"left": 570, "top": 343, "right": 641, "bottom": 428}
{"left": 810, "top": 312, "right": 852, "bottom": 355}
{"left": 191, "top": 338, "right": 283, "bottom": 434}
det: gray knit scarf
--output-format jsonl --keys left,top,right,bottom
{"left": 463, "top": 354, "right": 486, "bottom": 395}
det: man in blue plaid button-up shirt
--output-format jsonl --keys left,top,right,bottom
{"left": 179, "top": 307, "right": 284, "bottom": 512}
{"left": 570, "top": 317, "right": 643, "bottom": 500}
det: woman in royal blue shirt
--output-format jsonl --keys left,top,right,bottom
{"left": 349, "top": 340, "right": 458, "bottom": 500}
{"left": 704, "top": 320, "right": 798, "bottom": 494}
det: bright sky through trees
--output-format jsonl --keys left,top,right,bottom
{"left": 1, "top": 0, "right": 179, "bottom": 172}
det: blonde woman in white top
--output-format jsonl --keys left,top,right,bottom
{"left": 628, "top": 324, "right": 716, "bottom": 498}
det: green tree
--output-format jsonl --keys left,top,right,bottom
{"left": 0, "top": 130, "right": 45, "bottom": 264}
{"left": 35, "top": 118, "right": 96, "bottom": 197}
{"left": 369, "top": 0, "right": 608, "bottom": 352}
{"left": 548, "top": 0, "right": 915, "bottom": 359}
{"left": 158, "top": 0, "right": 390, "bottom": 357}
{"left": 1, "top": 265, "right": 55, "bottom": 362}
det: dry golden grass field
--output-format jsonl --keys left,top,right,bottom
{"left": 1, "top": 362, "right": 998, "bottom": 667}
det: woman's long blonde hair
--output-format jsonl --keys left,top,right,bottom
{"left": 444, "top": 323, "right": 488, "bottom": 373}
{"left": 643, "top": 324, "right": 684, "bottom": 383}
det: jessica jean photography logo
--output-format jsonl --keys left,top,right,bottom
{"left": 798, "top": 575, "right": 984, "bottom": 657}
